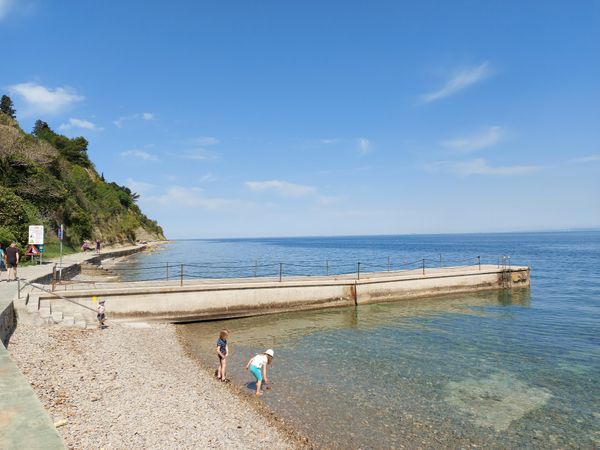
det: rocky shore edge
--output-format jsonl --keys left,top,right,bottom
{"left": 8, "top": 319, "right": 310, "bottom": 449}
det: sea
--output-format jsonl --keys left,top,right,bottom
{"left": 124, "top": 231, "right": 600, "bottom": 449}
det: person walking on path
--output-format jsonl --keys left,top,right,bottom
{"left": 0, "top": 243, "right": 6, "bottom": 281}
{"left": 95, "top": 239, "right": 101, "bottom": 254}
{"left": 216, "top": 329, "right": 229, "bottom": 382}
{"left": 5, "top": 243, "right": 19, "bottom": 281}
{"left": 246, "top": 349, "right": 274, "bottom": 396}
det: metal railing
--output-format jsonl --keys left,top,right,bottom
{"left": 69, "top": 254, "right": 522, "bottom": 285}
{"left": 18, "top": 278, "right": 97, "bottom": 312}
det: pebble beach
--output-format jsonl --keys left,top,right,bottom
{"left": 8, "top": 321, "right": 302, "bottom": 449}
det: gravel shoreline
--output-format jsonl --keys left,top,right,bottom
{"left": 8, "top": 321, "right": 303, "bottom": 449}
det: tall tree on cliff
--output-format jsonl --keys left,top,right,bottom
{"left": 0, "top": 95, "right": 16, "bottom": 119}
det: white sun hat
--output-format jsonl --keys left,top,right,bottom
{"left": 265, "top": 349, "right": 274, "bottom": 357}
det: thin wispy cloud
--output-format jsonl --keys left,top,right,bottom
{"left": 358, "top": 138, "right": 372, "bottom": 154}
{"left": 319, "top": 138, "right": 340, "bottom": 145}
{"left": 145, "top": 186, "right": 236, "bottom": 211}
{"left": 246, "top": 180, "right": 318, "bottom": 197}
{"left": 181, "top": 148, "right": 220, "bottom": 161}
{"left": 451, "top": 158, "right": 541, "bottom": 176}
{"left": 113, "top": 112, "right": 155, "bottom": 128}
{"left": 127, "top": 179, "right": 236, "bottom": 210}
{"left": 421, "top": 62, "right": 491, "bottom": 103}
{"left": 8, "top": 82, "right": 84, "bottom": 116}
{"left": 191, "top": 136, "right": 219, "bottom": 146}
{"left": 126, "top": 178, "right": 155, "bottom": 197}
{"left": 442, "top": 126, "right": 503, "bottom": 153}
{"left": 175, "top": 137, "right": 221, "bottom": 161}
{"left": 572, "top": 154, "right": 600, "bottom": 163}
{"left": 121, "top": 149, "right": 159, "bottom": 161}
{"left": 198, "top": 172, "right": 218, "bottom": 183}
{"left": 59, "top": 118, "right": 102, "bottom": 132}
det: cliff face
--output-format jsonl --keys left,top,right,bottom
{"left": 0, "top": 112, "right": 165, "bottom": 247}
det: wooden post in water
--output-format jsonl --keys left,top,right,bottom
{"left": 254, "top": 260, "right": 258, "bottom": 278}
{"left": 180, "top": 264, "right": 183, "bottom": 286}
{"left": 422, "top": 258, "right": 425, "bottom": 275}
{"left": 357, "top": 262, "right": 361, "bottom": 280}
{"left": 440, "top": 254, "right": 443, "bottom": 268}
{"left": 478, "top": 255, "right": 481, "bottom": 271}
{"left": 279, "top": 263, "right": 283, "bottom": 282}
{"left": 166, "top": 262, "right": 169, "bottom": 281}
{"left": 326, "top": 260, "right": 329, "bottom": 276}
{"left": 387, "top": 256, "right": 391, "bottom": 272}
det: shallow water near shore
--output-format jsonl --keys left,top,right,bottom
{"left": 141, "top": 232, "right": 599, "bottom": 448}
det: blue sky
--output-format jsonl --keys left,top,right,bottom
{"left": 2, "top": 0, "right": 599, "bottom": 238}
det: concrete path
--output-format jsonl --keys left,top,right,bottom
{"left": 0, "top": 246, "right": 143, "bottom": 450}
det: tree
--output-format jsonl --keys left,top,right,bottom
{"left": 32, "top": 121, "right": 92, "bottom": 167}
{"left": 32, "top": 120, "right": 51, "bottom": 137}
{"left": 0, "top": 95, "right": 16, "bottom": 119}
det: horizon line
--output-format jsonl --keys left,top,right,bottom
{"left": 165, "top": 227, "right": 600, "bottom": 241}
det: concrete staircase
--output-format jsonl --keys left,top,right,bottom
{"left": 16, "top": 284, "right": 95, "bottom": 329}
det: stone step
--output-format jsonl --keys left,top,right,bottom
{"left": 63, "top": 316, "right": 75, "bottom": 326}
{"left": 51, "top": 311, "right": 64, "bottom": 322}
{"left": 39, "top": 307, "right": 51, "bottom": 318}
{"left": 39, "top": 299, "right": 51, "bottom": 309}
{"left": 75, "top": 321, "right": 87, "bottom": 329}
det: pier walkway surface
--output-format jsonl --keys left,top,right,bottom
{"left": 32, "top": 263, "right": 530, "bottom": 324}
{"left": 0, "top": 245, "right": 145, "bottom": 450}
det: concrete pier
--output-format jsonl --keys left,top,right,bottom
{"left": 30, "top": 264, "right": 530, "bottom": 323}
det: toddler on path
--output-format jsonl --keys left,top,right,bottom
{"left": 216, "top": 329, "right": 229, "bottom": 381}
{"left": 246, "top": 349, "right": 274, "bottom": 396}
{"left": 97, "top": 299, "right": 106, "bottom": 329}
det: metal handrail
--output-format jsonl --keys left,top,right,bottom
{"left": 72, "top": 255, "right": 526, "bottom": 284}
{"left": 19, "top": 279, "right": 97, "bottom": 312}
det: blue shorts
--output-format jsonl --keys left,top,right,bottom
{"left": 249, "top": 365, "right": 262, "bottom": 382}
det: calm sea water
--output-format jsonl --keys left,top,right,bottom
{"left": 132, "top": 232, "right": 599, "bottom": 448}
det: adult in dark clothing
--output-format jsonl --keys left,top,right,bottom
{"left": 0, "top": 243, "right": 6, "bottom": 281}
{"left": 5, "top": 243, "right": 19, "bottom": 281}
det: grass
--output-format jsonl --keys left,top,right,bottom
{"left": 18, "top": 240, "right": 79, "bottom": 267}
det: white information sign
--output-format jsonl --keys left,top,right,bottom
{"left": 28, "top": 225, "right": 44, "bottom": 245}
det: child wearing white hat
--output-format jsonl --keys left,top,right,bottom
{"left": 246, "top": 349, "right": 274, "bottom": 396}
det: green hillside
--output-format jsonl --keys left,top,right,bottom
{"left": 0, "top": 95, "right": 165, "bottom": 254}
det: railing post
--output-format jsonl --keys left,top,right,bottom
{"left": 180, "top": 264, "right": 183, "bottom": 286}
{"left": 422, "top": 258, "right": 425, "bottom": 275}
{"left": 387, "top": 256, "right": 391, "bottom": 272}
{"left": 166, "top": 262, "right": 169, "bottom": 281}
{"left": 279, "top": 263, "right": 283, "bottom": 282}
{"left": 52, "top": 263, "right": 57, "bottom": 292}
{"left": 357, "top": 262, "right": 361, "bottom": 280}
{"left": 478, "top": 255, "right": 481, "bottom": 271}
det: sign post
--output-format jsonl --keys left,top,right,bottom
{"left": 28, "top": 225, "right": 44, "bottom": 265}
{"left": 58, "top": 224, "right": 64, "bottom": 281}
